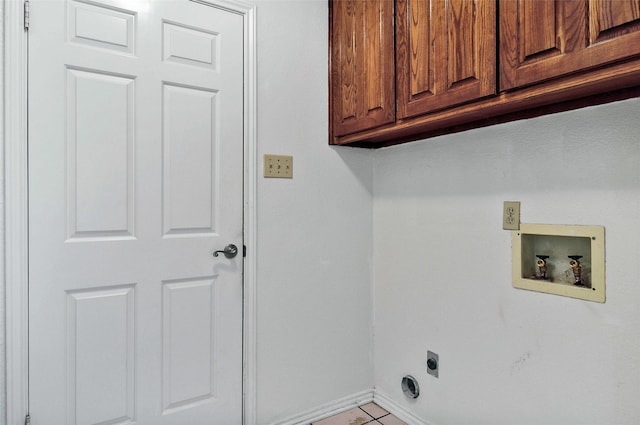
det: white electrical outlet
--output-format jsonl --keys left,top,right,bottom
{"left": 503, "top": 201, "right": 520, "bottom": 230}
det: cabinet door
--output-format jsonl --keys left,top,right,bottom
{"left": 330, "top": 0, "right": 395, "bottom": 137}
{"left": 500, "top": 0, "right": 640, "bottom": 90}
{"left": 396, "top": 0, "right": 496, "bottom": 119}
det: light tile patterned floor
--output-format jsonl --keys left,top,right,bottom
{"left": 311, "top": 402, "right": 407, "bottom": 425}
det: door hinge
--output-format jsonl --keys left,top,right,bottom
{"left": 243, "top": 245, "right": 247, "bottom": 258}
{"left": 25, "top": 414, "right": 31, "bottom": 425}
{"left": 24, "top": 0, "right": 30, "bottom": 30}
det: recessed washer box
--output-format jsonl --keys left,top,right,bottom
{"left": 512, "top": 223, "right": 605, "bottom": 303}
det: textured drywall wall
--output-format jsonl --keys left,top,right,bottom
{"left": 1, "top": 1, "right": 6, "bottom": 421}
{"left": 373, "top": 98, "right": 640, "bottom": 424}
{"left": 255, "top": 1, "right": 374, "bottom": 423}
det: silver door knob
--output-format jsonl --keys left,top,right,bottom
{"left": 213, "top": 244, "right": 238, "bottom": 259}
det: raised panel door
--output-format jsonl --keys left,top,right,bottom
{"left": 28, "top": 1, "right": 244, "bottom": 423}
{"left": 500, "top": 0, "right": 640, "bottom": 90}
{"left": 330, "top": 0, "right": 395, "bottom": 137}
{"left": 396, "top": 0, "right": 496, "bottom": 119}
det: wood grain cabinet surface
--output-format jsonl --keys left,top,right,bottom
{"left": 396, "top": 0, "right": 496, "bottom": 119}
{"left": 329, "top": 0, "right": 640, "bottom": 148}
{"left": 330, "top": 0, "right": 395, "bottom": 137}
{"left": 500, "top": 0, "right": 640, "bottom": 90}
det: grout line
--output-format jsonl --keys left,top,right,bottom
{"left": 359, "top": 405, "right": 391, "bottom": 421}
{"left": 358, "top": 407, "right": 375, "bottom": 422}
{"left": 313, "top": 403, "right": 398, "bottom": 425}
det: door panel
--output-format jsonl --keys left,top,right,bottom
{"left": 162, "top": 83, "right": 219, "bottom": 236}
{"left": 161, "top": 278, "right": 217, "bottom": 413}
{"left": 67, "top": 68, "right": 135, "bottom": 240}
{"left": 67, "top": 285, "right": 136, "bottom": 424}
{"left": 67, "top": 0, "right": 136, "bottom": 55}
{"left": 28, "top": 1, "right": 244, "bottom": 424}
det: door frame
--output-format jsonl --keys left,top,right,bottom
{"left": 3, "top": 0, "right": 258, "bottom": 423}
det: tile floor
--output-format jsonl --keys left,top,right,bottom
{"left": 312, "top": 402, "right": 407, "bottom": 425}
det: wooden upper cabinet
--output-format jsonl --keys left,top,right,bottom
{"left": 396, "top": 0, "right": 496, "bottom": 119}
{"left": 329, "top": 0, "right": 640, "bottom": 147}
{"left": 330, "top": 0, "right": 395, "bottom": 137}
{"left": 500, "top": 0, "right": 640, "bottom": 90}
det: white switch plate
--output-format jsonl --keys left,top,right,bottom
{"left": 264, "top": 154, "right": 293, "bottom": 178}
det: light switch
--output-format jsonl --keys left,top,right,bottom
{"left": 264, "top": 154, "right": 293, "bottom": 178}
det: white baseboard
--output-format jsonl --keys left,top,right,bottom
{"left": 270, "top": 389, "right": 374, "bottom": 425}
{"left": 373, "top": 389, "right": 432, "bottom": 425}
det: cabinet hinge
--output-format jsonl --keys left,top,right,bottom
{"left": 243, "top": 245, "right": 247, "bottom": 258}
{"left": 24, "top": 0, "right": 30, "bottom": 31}
{"left": 25, "top": 414, "right": 31, "bottom": 425}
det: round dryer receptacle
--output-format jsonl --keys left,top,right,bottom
{"left": 401, "top": 375, "right": 420, "bottom": 399}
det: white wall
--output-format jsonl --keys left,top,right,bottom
{"left": 255, "top": 1, "right": 374, "bottom": 423}
{"left": 0, "top": 1, "right": 374, "bottom": 424}
{"left": 373, "top": 98, "right": 640, "bottom": 424}
{"left": 0, "top": 1, "right": 6, "bottom": 421}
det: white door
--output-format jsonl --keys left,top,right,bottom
{"left": 28, "top": 1, "right": 244, "bottom": 424}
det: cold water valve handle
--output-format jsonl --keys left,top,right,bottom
{"left": 568, "top": 255, "right": 583, "bottom": 286}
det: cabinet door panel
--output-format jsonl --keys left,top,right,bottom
{"left": 520, "top": 0, "right": 558, "bottom": 59}
{"left": 404, "top": 0, "right": 435, "bottom": 102}
{"left": 446, "top": 0, "right": 478, "bottom": 85}
{"left": 396, "top": 0, "right": 496, "bottom": 119}
{"left": 500, "top": 0, "right": 640, "bottom": 90}
{"left": 330, "top": 0, "right": 395, "bottom": 137}
{"left": 591, "top": 0, "right": 640, "bottom": 41}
